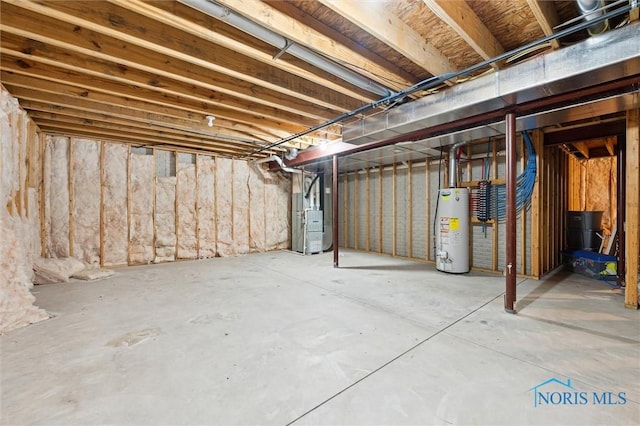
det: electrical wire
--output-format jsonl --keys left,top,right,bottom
{"left": 489, "top": 131, "right": 537, "bottom": 222}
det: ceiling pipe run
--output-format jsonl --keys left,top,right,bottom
{"left": 576, "top": 0, "right": 609, "bottom": 35}
{"left": 178, "top": 0, "right": 393, "bottom": 97}
{"left": 246, "top": 2, "right": 633, "bottom": 158}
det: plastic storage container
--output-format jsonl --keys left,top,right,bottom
{"left": 562, "top": 250, "right": 617, "bottom": 281}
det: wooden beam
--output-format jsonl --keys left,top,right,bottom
{"left": 605, "top": 136, "right": 616, "bottom": 156}
{"left": 630, "top": 4, "right": 639, "bottom": 22}
{"left": 573, "top": 141, "right": 590, "bottom": 159}
{"left": 526, "top": 0, "right": 561, "bottom": 49}
{"left": 319, "top": 0, "right": 455, "bottom": 78}
{"left": 126, "top": 145, "right": 132, "bottom": 265}
{"left": 492, "top": 141, "right": 498, "bottom": 272}
{"left": 625, "top": 108, "right": 639, "bottom": 309}
{"left": 423, "top": 0, "right": 504, "bottom": 64}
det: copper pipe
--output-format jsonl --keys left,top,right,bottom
{"left": 505, "top": 111, "right": 517, "bottom": 313}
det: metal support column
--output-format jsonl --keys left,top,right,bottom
{"left": 333, "top": 155, "right": 339, "bottom": 268}
{"left": 505, "top": 111, "right": 517, "bottom": 313}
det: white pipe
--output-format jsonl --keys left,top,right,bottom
{"left": 179, "top": 0, "right": 392, "bottom": 97}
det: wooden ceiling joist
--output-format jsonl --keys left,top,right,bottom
{"left": 1, "top": 0, "right": 362, "bottom": 114}
{"left": 319, "top": 0, "right": 455, "bottom": 77}
{"left": 526, "top": 0, "right": 561, "bottom": 49}
{"left": 423, "top": 0, "right": 504, "bottom": 65}
{"left": 213, "top": 0, "right": 416, "bottom": 91}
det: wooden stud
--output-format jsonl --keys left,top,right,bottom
{"left": 39, "top": 132, "right": 46, "bottom": 257}
{"left": 152, "top": 148, "right": 157, "bottom": 262}
{"left": 126, "top": 145, "right": 132, "bottom": 265}
{"left": 354, "top": 170, "right": 358, "bottom": 250}
{"left": 408, "top": 161, "right": 413, "bottom": 259}
{"left": 625, "top": 108, "right": 639, "bottom": 309}
{"left": 174, "top": 151, "right": 180, "bottom": 259}
{"left": 213, "top": 155, "right": 219, "bottom": 255}
{"left": 195, "top": 154, "right": 201, "bottom": 258}
{"left": 68, "top": 137, "right": 74, "bottom": 258}
{"left": 365, "top": 168, "right": 370, "bottom": 251}
{"left": 230, "top": 159, "right": 235, "bottom": 249}
{"left": 392, "top": 163, "right": 397, "bottom": 257}
{"left": 530, "top": 130, "right": 543, "bottom": 278}
{"left": 426, "top": 159, "right": 431, "bottom": 261}
{"left": 343, "top": 174, "right": 348, "bottom": 248}
{"left": 378, "top": 166, "right": 383, "bottom": 253}
{"left": 99, "top": 141, "right": 105, "bottom": 267}
{"left": 15, "top": 113, "right": 23, "bottom": 217}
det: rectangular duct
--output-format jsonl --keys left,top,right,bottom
{"left": 343, "top": 22, "right": 640, "bottom": 145}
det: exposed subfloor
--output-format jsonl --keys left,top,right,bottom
{"left": 1, "top": 250, "right": 638, "bottom": 425}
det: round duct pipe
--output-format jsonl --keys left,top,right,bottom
{"left": 576, "top": 0, "right": 609, "bottom": 36}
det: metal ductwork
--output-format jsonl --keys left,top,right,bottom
{"left": 254, "top": 155, "right": 302, "bottom": 173}
{"left": 449, "top": 141, "right": 471, "bottom": 188}
{"left": 178, "top": 0, "right": 393, "bottom": 97}
{"left": 343, "top": 21, "right": 640, "bottom": 146}
{"left": 576, "top": 0, "right": 609, "bottom": 36}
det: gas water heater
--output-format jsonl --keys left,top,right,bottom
{"left": 436, "top": 187, "right": 470, "bottom": 273}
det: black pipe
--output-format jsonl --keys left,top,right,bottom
{"left": 244, "top": 3, "right": 633, "bottom": 158}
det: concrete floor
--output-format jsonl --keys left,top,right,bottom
{"left": 1, "top": 250, "right": 638, "bottom": 425}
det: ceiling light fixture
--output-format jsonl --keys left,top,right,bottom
{"left": 206, "top": 115, "right": 216, "bottom": 127}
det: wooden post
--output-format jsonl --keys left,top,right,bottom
{"left": 625, "top": 108, "right": 639, "bottom": 309}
